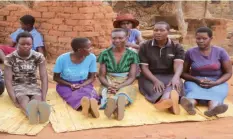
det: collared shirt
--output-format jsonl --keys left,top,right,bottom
{"left": 10, "top": 28, "right": 44, "bottom": 50}
{"left": 139, "top": 39, "right": 185, "bottom": 74}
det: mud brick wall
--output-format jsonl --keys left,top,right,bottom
{"left": 0, "top": 1, "right": 115, "bottom": 63}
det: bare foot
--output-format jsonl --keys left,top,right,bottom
{"left": 204, "top": 104, "right": 228, "bottom": 117}
{"left": 180, "top": 97, "right": 196, "bottom": 115}
{"left": 104, "top": 98, "right": 117, "bottom": 118}
{"left": 27, "top": 100, "right": 39, "bottom": 124}
{"left": 154, "top": 99, "right": 173, "bottom": 110}
{"left": 38, "top": 101, "right": 51, "bottom": 123}
{"left": 89, "top": 98, "right": 99, "bottom": 118}
{"left": 81, "top": 96, "right": 90, "bottom": 117}
{"left": 117, "top": 96, "right": 126, "bottom": 121}
{"left": 170, "top": 90, "right": 180, "bottom": 115}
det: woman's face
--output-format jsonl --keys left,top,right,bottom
{"left": 120, "top": 21, "right": 133, "bottom": 30}
{"left": 77, "top": 40, "right": 92, "bottom": 57}
{"left": 17, "top": 37, "right": 32, "bottom": 55}
{"left": 196, "top": 32, "right": 212, "bottom": 49}
{"left": 153, "top": 24, "right": 169, "bottom": 41}
{"left": 111, "top": 31, "right": 127, "bottom": 48}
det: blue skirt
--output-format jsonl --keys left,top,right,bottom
{"left": 184, "top": 77, "right": 228, "bottom": 103}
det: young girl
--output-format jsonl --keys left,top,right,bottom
{"left": 53, "top": 38, "right": 100, "bottom": 118}
{"left": 4, "top": 32, "right": 50, "bottom": 124}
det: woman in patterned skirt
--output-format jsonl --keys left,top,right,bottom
{"left": 98, "top": 28, "right": 139, "bottom": 120}
{"left": 181, "top": 27, "right": 232, "bottom": 117}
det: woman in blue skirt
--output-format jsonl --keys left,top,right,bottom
{"left": 181, "top": 27, "right": 232, "bottom": 117}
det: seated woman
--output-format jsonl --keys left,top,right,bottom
{"left": 113, "top": 13, "right": 144, "bottom": 52}
{"left": 181, "top": 27, "right": 232, "bottom": 117}
{"left": 138, "top": 21, "right": 185, "bottom": 115}
{"left": 4, "top": 32, "right": 50, "bottom": 124}
{"left": 98, "top": 28, "right": 139, "bottom": 121}
{"left": 53, "top": 38, "right": 100, "bottom": 118}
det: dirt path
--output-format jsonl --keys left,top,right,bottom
{"left": 0, "top": 77, "right": 233, "bottom": 139}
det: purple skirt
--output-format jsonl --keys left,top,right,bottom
{"left": 56, "top": 80, "right": 100, "bottom": 110}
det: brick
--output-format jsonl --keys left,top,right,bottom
{"left": 60, "top": 2, "right": 73, "bottom": 7}
{"left": 100, "top": 6, "right": 113, "bottom": 13}
{"left": 94, "top": 24, "right": 102, "bottom": 31}
{"left": 98, "top": 37, "right": 106, "bottom": 43}
{"left": 74, "top": 1, "right": 83, "bottom": 7}
{"left": 40, "top": 23, "right": 53, "bottom": 29}
{"left": 79, "top": 32, "right": 99, "bottom": 37}
{"left": 13, "top": 23, "right": 20, "bottom": 28}
{"left": 64, "top": 31, "right": 78, "bottom": 37}
{"left": 0, "top": 10, "right": 10, "bottom": 16}
{"left": 82, "top": 1, "right": 93, "bottom": 6}
{"left": 79, "top": 7, "right": 99, "bottom": 13}
{"left": 42, "top": 12, "right": 55, "bottom": 18}
{"left": 92, "top": 1, "right": 102, "bottom": 6}
{"left": 52, "top": 25, "right": 59, "bottom": 30}
{"left": 48, "top": 30, "right": 63, "bottom": 36}
{"left": 0, "top": 16, "right": 5, "bottom": 21}
{"left": 7, "top": 16, "right": 17, "bottom": 22}
{"left": 94, "top": 13, "right": 104, "bottom": 19}
{"left": 105, "top": 13, "right": 116, "bottom": 19}
{"left": 36, "top": 7, "right": 48, "bottom": 12}
{"left": 0, "top": 21, "right": 8, "bottom": 27}
{"left": 49, "top": 7, "right": 64, "bottom": 12}
{"left": 37, "top": 2, "right": 53, "bottom": 6}
{"left": 78, "top": 20, "right": 94, "bottom": 26}
{"left": 37, "top": 29, "right": 48, "bottom": 34}
{"left": 82, "top": 26, "right": 94, "bottom": 32}
{"left": 44, "top": 35, "right": 57, "bottom": 43}
{"left": 57, "top": 13, "right": 71, "bottom": 18}
{"left": 73, "top": 26, "right": 82, "bottom": 31}
{"left": 64, "top": 7, "right": 78, "bottom": 14}
{"left": 36, "top": 18, "right": 47, "bottom": 22}
{"left": 30, "top": 11, "right": 42, "bottom": 18}
{"left": 7, "top": 4, "right": 19, "bottom": 11}
{"left": 71, "top": 13, "right": 93, "bottom": 20}
{"left": 58, "top": 25, "right": 72, "bottom": 31}
{"left": 58, "top": 37, "right": 72, "bottom": 43}
{"left": 65, "top": 19, "right": 78, "bottom": 26}
{"left": 0, "top": 27, "right": 5, "bottom": 31}
{"left": 48, "top": 18, "right": 63, "bottom": 25}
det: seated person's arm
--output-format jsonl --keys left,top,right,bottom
{"left": 181, "top": 60, "right": 200, "bottom": 84}
{"left": 117, "top": 63, "right": 137, "bottom": 89}
{"left": 78, "top": 72, "right": 96, "bottom": 88}
{"left": 39, "top": 60, "right": 48, "bottom": 101}
{"left": 215, "top": 57, "right": 232, "bottom": 85}
{"left": 4, "top": 65, "right": 19, "bottom": 107}
{"left": 126, "top": 30, "right": 144, "bottom": 50}
{"left": 34, "top": 34, "right": 45, "bottom": 55}
{"left": 53, "top": 73, "right": 72, "bottom": 87}
{"left": 98, "top": 63, "right": 111, "bottom": 88}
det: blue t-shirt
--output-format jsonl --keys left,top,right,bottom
{"left": 53, "top": 52, "right": 97, "bottom": 82}
{"left": 128, "top": 29, "right": 141, "bottom": 44}
{"left": 10, "top": 28, "right": 44, "bottom": 50}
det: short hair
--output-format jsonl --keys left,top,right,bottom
{"left": 20, "top": 15, "right": 35, "bottom": 26}
{"left": 196, "top": 27, "right": 213, "bottom": 38}
{"left": 16, "top": 31, "right": 33, "bottom": 43}
{"left": 155, "top": 21, "right": 170, "bottom": 31}
{"left": 111, "top": 28, "right": 128, "bottom": 36}
{"left": 71, "top": 38, "right": 89, "bottom": 52}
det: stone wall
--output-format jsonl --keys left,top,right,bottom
{"left": 0, "top": 1, "right": 115, "bottom": 63}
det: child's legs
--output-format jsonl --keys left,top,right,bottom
{"left": 31, "top": 95, "right": 42, "bottom": 102}
{"left": 17, "top": 95, "right": 30, "bottom": 114}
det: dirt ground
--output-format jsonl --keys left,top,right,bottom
{"left": 0, "top": 77, "right": 233, "bottom": 139}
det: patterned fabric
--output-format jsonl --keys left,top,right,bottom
{"left": 99, "top": 73, "right": 137, "bottom": 109}
{"left": 97, "top": 47, "right": 139, "bottom": 73}
{"left": 4, "top": 50, "right": 45, "bottom": 95}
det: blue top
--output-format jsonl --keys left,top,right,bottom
{"left": 128, "top": 29, "right": 141, "bottom": 44}
{"left": 10, "top": 28, "right": 44, "bottom": 50}
{"left": 53, "top": 52, "right": 97, "bottom": 82}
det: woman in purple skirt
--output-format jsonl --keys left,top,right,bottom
{"left": 53, "top": 38, "right": 100, "bottom": 118}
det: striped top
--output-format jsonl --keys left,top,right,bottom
{"left": 97, "top": 47, "right": 139, "bottom": 73}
